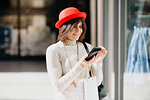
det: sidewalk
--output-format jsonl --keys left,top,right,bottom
{"left": 0, "top": 72, "right": 55, "bottom": 100}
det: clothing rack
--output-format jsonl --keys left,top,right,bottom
{"left": 126, "top": 25, "right": 150, "bottom": 72}
{"left": 135, "top": 15, "right": 150, "bottom": 27}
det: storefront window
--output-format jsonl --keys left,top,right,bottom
{"left": 0, "top": 0, "right": 89, "bottom": 60}
{"left": 124, "top": 0, "right": 150, "bottom": 99}
{"left": 0, "top": 0, "right": 57, "bottom": 59}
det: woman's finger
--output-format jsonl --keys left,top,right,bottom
{"left": 97, "top": 49, "right": 107, "bottom": 58}
{"left": 85, "top": 56, "right": 96, "bottom": 66}
{"left": 98, "top": 46, "right": 105, "bottom": 50}
{"left": 82, "top": 54, "right": 88, "bottom": 61}
{"left": 95, "top": 49, "right": 107, "bottom": 64}
{"left": 95, "top": 57, "right": 103, "bottom": 64}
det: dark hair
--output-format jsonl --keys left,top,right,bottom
{"left": 57, "top": 17, "right": 87, "bottom": 43}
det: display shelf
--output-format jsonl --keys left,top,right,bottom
{"left": 0, "top": 55, "right": 45, "bottom": 61}
{"left": 0, "top": 8, "right": 50, "bottom": 15}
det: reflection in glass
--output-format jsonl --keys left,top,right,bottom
{"left": 126, "top": 26, "right": 149, "bottom": 72}
{"left": 126, "top": 0, "right": 150, "bottom": 73}
{"left": 124, "top": 0, "right": 150, "bottom": 100}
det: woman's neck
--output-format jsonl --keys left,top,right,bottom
{"left": 65, "top": 40, "right": 77, "bottom": 46}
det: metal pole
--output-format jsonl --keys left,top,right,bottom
{"left": 114, "top": 0, "right": 119, "bottom": 99}
{"left": 114, "top": 0, "right": 125, "bottom": 99}
{"left": 103, "top": 0, "right": 108, "bottom": 91}
{"left": 119, "top": 0, "right": 125, "bottom": 99}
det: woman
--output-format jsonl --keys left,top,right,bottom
{"left": 46, "top": 7, "right": 107, "bottom": 100}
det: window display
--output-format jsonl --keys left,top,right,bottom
{"left": 0, "top": 26, "right": 11, "bottom": 56}
{"left": 124, "top": 0, "right": 150, "bottom": 99}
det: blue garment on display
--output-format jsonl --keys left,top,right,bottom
{"left": 0, "top": 26, "right": 11, "bottom": 56}
{"left": 5, "top": 26, "right": 11, "bottom": 38}
{"left": 0, "top": 26, "right": 11, "bottom": 45}
{"left": 126, "top": 26, "right": 150, "bottom": 73}
{"left": 0, "top": 27, "right": 4, "bottom": 45}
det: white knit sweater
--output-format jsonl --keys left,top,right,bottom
{"left": 46, "top": 40, "right": 103, "bottom": 100}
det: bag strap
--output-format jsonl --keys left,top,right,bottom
{"left": 82, "top": 62, "right": 93, "bottom": 80}
{"left": 83, "top": 43, "right": 107, "bottom": 98}
{"left": 82, "top": 42, "right": 93, "bottom": 78}
{"left": 83, "top": 42, "right": 89, "bottom": 53}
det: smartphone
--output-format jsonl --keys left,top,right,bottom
{"left": 85, "top": 47, "right": 101, "bottom": 61}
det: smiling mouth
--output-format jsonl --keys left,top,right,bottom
{"left": 73, "top": 33, "right": 80, "bottom": 37}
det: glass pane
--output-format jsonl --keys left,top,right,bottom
{"left": 124, "top": 0, "right": 150, "bottom": 99}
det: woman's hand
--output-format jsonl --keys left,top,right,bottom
{"left": 95, "top": 46, "right": 107, "bottom": 64}
{"left": 79, "top": 54, "right": 96, "bottom": 68}
{"left": 79, "top": 46, "right": 107, "bottom": 68}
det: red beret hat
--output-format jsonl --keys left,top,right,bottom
{"left": 55, "top": 7, "right": 86, "bottom": 29}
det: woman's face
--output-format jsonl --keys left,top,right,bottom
{"left": 67, "top": 22, "right": 83, "bottom": 41}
